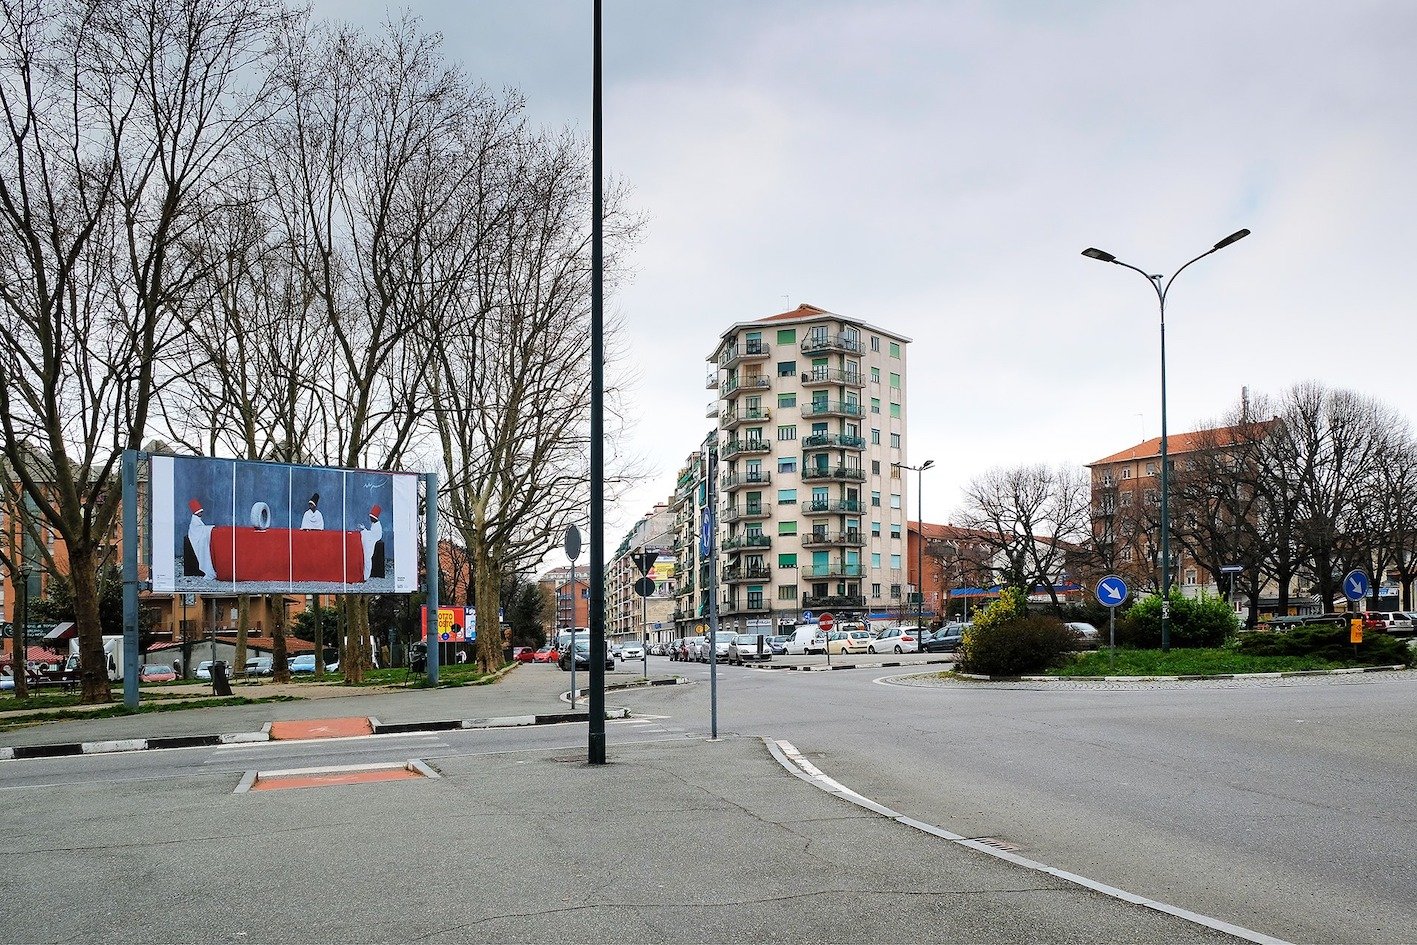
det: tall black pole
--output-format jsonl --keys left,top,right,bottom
{"left": 587, "top": 0, "right": 606, "bottom": 765}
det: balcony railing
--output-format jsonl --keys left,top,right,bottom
{"left": 722, "top": 565, "right": 772, "bottom": 584}
{"left": 800, "top": 464, "right": 867, "bottom": 482}
{"left": 721, "top": 438, "right": 772, "bottom": 460}
{"left": 801, "top": 498, "right": 863, "bottom": 515}
{"left": 706, "top": 401, "right": 719, "bottom": 419}
{"left": 721, "top": 533, "right": 771, "bottom": 552}
{"left": 800, "top": 562, "right": 864, "bottom": 579}
{"left": 719, "top": 339, "right": 771, "bottom": 368}
{"left": 801, "top": 593, "right": 866, "bottom": 609}
{"left": 722, "top": 376, "right": 771, "bottom": 398}
{"left": 800, "top": 368, "right": 865, "bottom": 388}
{"left": 721, "top": 471, "right": 772, "bottom": 492}
{"left": 706, "top": 371, "right": 718, "bottom": 389}
{"left": 721, "top": 594, "right": 770, "bottom": 614}
{"left": 800, "top": 530, "right": 865, "bottom": 549}
{"left": 800, "top": 400, "right": 864, "bottom": 419}
{"left": 722, "top": 502, "right": 772, "bottom": 523}
{"left": 721, "top": 406, "right": 770, "bottom": 430}
{"left": 801, "top": 433, "right": 867, "bottom": 451}
{"left": 801, "top": 334, "right": 864, "bottom": 356}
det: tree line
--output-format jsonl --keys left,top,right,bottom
{"left": 0, "top": 1, "right": 637, "bottom": 702}
{"left": 940, "top": 382, "right": 1416, "bottom": 627}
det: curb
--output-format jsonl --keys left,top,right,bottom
{"left": 749, "top": 657, "right": 954, "bottom": 673}
{"left": 954, "top": 664, "right": 1408, "bottom": 682}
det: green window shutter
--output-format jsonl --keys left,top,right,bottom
{"left": 778, "top": 553, "right": 797, "bottom": 567}
{"left": 889, "top": 342, "right": 901, "bottom": 358}
{"left": 777, "top": 392, "right": 796, "bottom": 407}
{"left": 889, "top": 373, "right": 900, "bottom": 388}
{"left": 778, "top": 520, "right": 798, "bottom": 536}
{"left": 776, "top": 328, "right": 796, "bottom": 345}
{"left": 890, "top": 402, "right": 901, "bottom": 418}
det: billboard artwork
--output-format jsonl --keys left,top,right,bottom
{"left": 150, "top": 456, "right": 418, "bottom": 595}
{"left": 420, "top": 606, "right": 475, "bottom": 642}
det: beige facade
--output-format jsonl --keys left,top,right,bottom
{"left": 606, "top": 504, "right": 677, "bottom": 642}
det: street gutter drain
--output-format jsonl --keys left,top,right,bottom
{"left": 971, "top": 836, "right": 1022, "bottom": 852}
{"left": 235, "top": 759, "right": 440, "bottom": 793}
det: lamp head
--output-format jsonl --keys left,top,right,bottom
{"left": 922, "top": 459, "right": 935, "bottom": 471}
{"left": 1212, "top": 228, "right": 1250, "bottom": 250}
{"left": 1081, "top": 247, "right": 1116, "bottom": 263}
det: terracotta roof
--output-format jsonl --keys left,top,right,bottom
{"left": 1087, "top": 420, "right": 1273, "bottom": 467}
{"left": 753, "top": 303, "right": 835, "bottom": 323}
{"left": 908, "top": 521, "right": 994, "bottom": 542}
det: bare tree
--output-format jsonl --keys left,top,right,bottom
{"left": 0, "top": 0, "right": 282, "bottom": 702}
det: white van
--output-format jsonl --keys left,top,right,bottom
{"left": 783, "top": 624, "right": 819, "bottom": 656}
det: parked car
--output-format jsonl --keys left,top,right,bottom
{"left": 728, "top": 633, "right": 772, "bottom": 665}
{"left": 138, "top": 664, "right": 177, "bottom": 683}
{"left": 710, "top": 633, "right": 735, "bottom": 662}
{"left": 515, "top": 647, "right": 538, "bottom": 663}
{"left": 828, "top": 629, "right": 872, "bottom": 655}
{"left": 195, "top": 660, "right": 215, "bottom": 680}
{"left": 559, "top": 640, "right": 615, "bottom": 672}
{"left": 922, "top": 625, "right": 966, "bottom": 653}
{"left": 619, "top": 641, "right": 646, "bottom": 661}
{"left": 784, "top": 625, "right": 819, "bottom": 656}
{"left": 1355, "top": 611, "right": 1413, "bottom": 633}
{"left": 1065, "top": 622, "right": 1102, "bottom": 648}
{"left": 767, "top": 635, "right": 788, "bottom": 655}
{"left": 1, "top": 669, "right": 15, "bottom": 691}
{"left": 869, "top": 626, "right": 920, "bottom": 654}
{"left": 532, "top": 646, "right": 558, "bottom": 663}
{"left": 289, "top": 654, "right": 337, "bottom": 673}
{"left": 243, "top": 657, "right": 273, "bottom": 677}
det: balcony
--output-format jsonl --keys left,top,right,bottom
{"left": 721, "top": 594, "right": 770, "bottom": 614}
{"left": 800, "top": 530, "right": 865, "bottom": 549}
{"left": 722, "top": 564, "right": 772, "bottom": 584}
{"left": 800, "top": 400, "right": 864, "bottom": 420}
{"left": 800, "top": 464, "right": 867, "bottom": 483}
{"left": 801, "top": 333, "right": 864, "bottom": 356}
{"left": 721, "top": 406, "right": 771, "bottom": 430}
{"left": 721, "top": 375, "right": 771, "bottom": 398}
{"left": 721, "top": 438, "right": 771, "bottom": 461}
{"left": 801, "top": 497, "right": 863, "bottom": 516}
{"left": 721, "top": 533, "right": 771, "bottom": 552}
{"left": 800, "top": 368, "right": 865, "bottom": 388}
{"left": 801, "top": 432, "right": 866, "bottom": 451}
{"left": 705, "top": 371, "right": 718, "bottom": 389}
{"left": 721, "top": 470, "right": 771, "bottom": 492}
{"left": 800, "top": 562, "right": 864, "bottom": 579}
{"left": 801, "top": 593, "right": 866, "bottom": 610}
{"left": 722, "top": 502, "right": 772, "bottom": 523}
{"left": 706, "top": 401, "right": 719, "bottom": 419}
{"left": 719, "top": 339, "right": 771, "bottom": 369}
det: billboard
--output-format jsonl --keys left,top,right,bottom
{"left": 420, "top": 606, "right": 475, "bottom": 642}
{"left": 150, "top": 455, "right": 418, "bottom": 595}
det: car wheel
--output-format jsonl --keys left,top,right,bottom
{"left": 894, "top": 645, "right": 902, "bottom": 654}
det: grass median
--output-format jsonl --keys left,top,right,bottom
{"left": 1048, "top": 647, "right": 1402, "bottom": 677}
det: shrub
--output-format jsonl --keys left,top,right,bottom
{"left": 1236, "top": 624, "right": 1413, "bottom": 666}
{"left": 958, "top": 613, "right": 1079, "bottom": 676}
{"left": 1117, "top": 591, "right": 1237, "bottom": 649}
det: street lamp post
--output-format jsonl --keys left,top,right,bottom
{"left": 1082, "top": 229, "right": 1250, "bottom": 651}
{"left": 896, "top": 460, "right": 934, "bottom": 636}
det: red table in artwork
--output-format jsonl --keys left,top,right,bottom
{"left": 210, "top": 527, "right": 364, "bottom": 584}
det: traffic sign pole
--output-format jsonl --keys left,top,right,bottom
{"left": 818, "top": 612, "right": 834, "bottom": 666}
{"left": 1095, "top": 576, "right": 1130, "bottom": 672}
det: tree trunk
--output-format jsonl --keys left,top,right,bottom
{"left": 269, "top": 595, "right": 289, "bottom": 683}
{"left": 70, "top": 545, "right": 111, "bottom": 704}
{"left": 235, "top": 595, "right": 250, "bottom": 678}
{"left": 472, "top": 536, "right": 503, "bottom": 673}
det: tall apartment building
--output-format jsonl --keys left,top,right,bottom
{"left": 700, "top": 303, "right": 912, "bottom": 633}
{"left": 606, "top": 503, "right": 677, "bottom": 642}
{"left": 669, "top": 439, "right": 712, "bottom": 641}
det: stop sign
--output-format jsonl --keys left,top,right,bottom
{"left": 817, "top": 612, "right": 834, "bottom": 632}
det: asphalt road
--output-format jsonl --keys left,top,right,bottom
{"left": 623, "top": 656, "right": 1417, "bottom": 945}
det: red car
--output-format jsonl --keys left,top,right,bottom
{"left": 514, "top": 647, "right": 536, "bottom": 663}
{"left": 139, "top": 664, "right": 178, "bottom": 683}
{"left": 532, "top": 646, "right": 558, "bottom": 663}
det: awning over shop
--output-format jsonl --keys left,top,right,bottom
{"left": 42, "top": 622, "right": 76, "bottom": 641}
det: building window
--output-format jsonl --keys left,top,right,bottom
{"left": 778, "top": 520, "right": 797, "bottom": 536}
{"left": 889, "top": 372, "right": 900, "bottom": 388}
{"left": 1145, "top": 489, "right": 1158, "bottom": 505}
{"left": 777, "top": 361, "right": 795, "bottom": 377}
{"left": 890, "top": 523, "right": 901, "bottom": 539}
{"left": 889, "top": 342, "right": 900, "bottom": 358}
{"left": 870, "top": 367, "right": 880, "bottom": 383}
{"left": 777, "top": 392, "right": 796, "bottom": 407}
{"left": 872, "top": 491, "right": 881, "bottom": 507}
{"left": 778, "top": 488, "right": 797, "bottom": 504}
{"left": 777, "top": 425, "right": 796, "bottom": 440}
{"left": 1120, "top": 491, "right": 1133, "bottom": 506}
{"left": 889, "top": 402, "right": 901, "bottom": 419}
{"left": 872, "top": 552, "right": 882, "bottom": 568}
{"left": 1121, "top": 467, "right": 1133, "bottom": 479}
{"left": 890, "top": 584, "right": 902, "bottom": 598}
{"left": 890, "top": 433, "right": 901, "bottom": 449}
{"left": 891, "top": 554, "right": 902, "bottom": 570}
{"left": 1146, "top": 462, "right": 1158, "bottom": 476}
{"left": 890, "top": 493, "right": 902, "bottom": 509}
{"left": 871, "top": 460, "right": 880, "bottom": 474}
{"left": 872, "top": 583, "right": 882, "bottom": 598}
{"left": 776, "top": 328, "right": 796, "bottom": 345}
{"left": 778, "top": 457, "right": 797, "bottom": 474}
{"left": 778, "top": 553, "right": 797, "bottom": 568}
{"left": 778, "top": 585, "right": 798, "bottom": 600}
{"left": 871, "top": 521, "right": 881, "bottom": 537}
{"left": 871, "top": 397, "right": 881, "bottom": 414}
{"left": 871, "top": 336, "right": 881, "bottom": 352}
{"left": 1121, "top": 548, "right": 1133, "bottom": 562}
{"left": 871, "top": 428, "right": 881, "bottom": 445}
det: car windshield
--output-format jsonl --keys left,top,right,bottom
{"left": 849, "top": 631, "right": 869, "bottom": 639}
{"left": 735, "top": 634, "right": 761, "bottom": 644}
{"left": 142, "top": 665, "right": 167, "bottom": 673}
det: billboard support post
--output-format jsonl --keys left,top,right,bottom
{"left": 122, "top": 449, "right": 140, "bottom": 709}
{"left": 424, "top": 473, "right": 439, "bottom": 686}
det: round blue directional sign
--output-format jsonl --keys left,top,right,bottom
{"left": 801, "top": 611, "right": 814, "bottom": 622}
{"left": 1342, "top": 569, "right": 1370, "bottom": 602}
{"left": 1095, "top": 575, "right": 1129, "bottom": 608}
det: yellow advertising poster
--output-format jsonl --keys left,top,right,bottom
{"left": 421, "top": 605, "right": 474, "bottom": 642}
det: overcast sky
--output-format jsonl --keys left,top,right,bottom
{"left": 317, "top": 0, "right": 1417, "bottom": 560}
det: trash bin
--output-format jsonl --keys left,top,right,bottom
{"left": 210, "top": 660, "right": 233, "bottom": 697}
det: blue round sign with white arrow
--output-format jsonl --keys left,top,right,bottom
{"left": 1095, "top": 575, "right": 1129, "bottom": 608}
{"left": 1342, "top": 569, "right": 1370, "bottom": 602}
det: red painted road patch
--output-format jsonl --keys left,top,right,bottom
{"left": 268, "top": 717, "right": 373, "bottom": 740}
{"left": 250, "top": 767, "right": 423, "bottom": 791}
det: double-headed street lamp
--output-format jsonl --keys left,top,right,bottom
{"left": 896, "top": 459, "right": 934, "bottom": 634}
{"left": 1081, "top": 229, "right": 1250, "bottom": 651}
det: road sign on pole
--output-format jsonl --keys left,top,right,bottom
{"left": 818, "top": 613, "right": 834, "bottom": 632}
{"left": 1095, "top": 575, "right": 1129, "bottom": 608}
{"left": 1342, "top": 569, "right": 1370, "bottom": 602}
